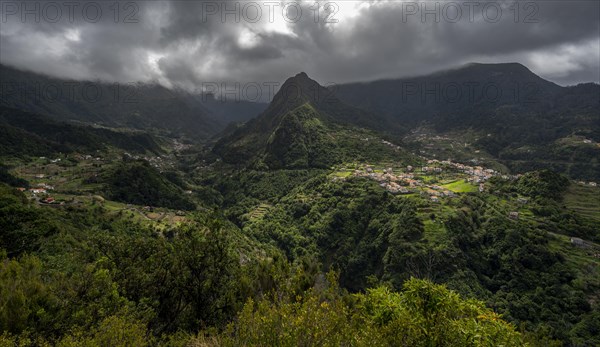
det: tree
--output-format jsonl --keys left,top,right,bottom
{"left": 209, "top": 275, "right": 526, "bottom": 346}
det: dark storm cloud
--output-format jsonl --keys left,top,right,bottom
{"left": 1, "top": 0, "right": 598, "bottom": 99}
{"left": 279, "top": 0, "right": 600, "bottom": 83}
{"left": 0, "top": 1, "right": 167, "bottom": 81}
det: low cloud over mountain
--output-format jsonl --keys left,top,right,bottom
{"left": 1, "top": 0, "right": 598, "bottom": 94}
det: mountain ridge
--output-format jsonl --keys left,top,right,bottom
{"left": 213, "top": 72, "right": 405, "bottom": 168}
{"left": 0, "top": 64, "right": 266, "bottom": 139}
{"left": 0, "top": 106, "right": 163, "bottom": 156}
{"left": 331, "top": 62, "right": 600, "bottom": 180}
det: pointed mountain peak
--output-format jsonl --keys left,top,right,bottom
{"left": 267, "top": 72, "right": 334, "bottom": 114}
{"left": 295, "top": 71, "right": 309, "bottom": 78}
{"left": 287, "top": 71, "right": 316, "bottom": 85}
{"left": 280, "top": 72, "right": 321, "bottom": 91}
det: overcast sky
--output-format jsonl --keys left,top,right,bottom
{"left": 1, "top": 0, "right": 599, "bottom": 97}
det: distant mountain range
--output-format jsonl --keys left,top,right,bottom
{"left": 0, "top": 64, "right": 266, "bottom": 139}
{"left": 334, "top": 62, "right": 599, "bottom": 131}
{"left": 0, "top": 106, "right": 162, "bottom": 156}
{"left": 332, "top": 63, "right": 600, "bottom": 179}
{"left": 213, "top": 63, "right": 599, "bottom": 178}
{"left": 335, "top": 63, "right": 559, "bottom": 122}
{"left": 1, "top": 62, "right": 598, "bottom": 179}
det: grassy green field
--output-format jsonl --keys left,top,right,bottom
{"left": 332, "top": 171, "right": 353, "bottom": 178}
{"left": 441, "top": 180, "right": 477, "bottom": 193}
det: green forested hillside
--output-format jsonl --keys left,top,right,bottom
{"left": 0, "top": 106, "right": 162, "bottom": 156}
{"left": 213, "top": 73, "right": 404, "bottom": 168}
{"left": 0, "top": 183, "right": 549, "bottom": 346}
{"left": 202, "top": 169, "right": 598, "bottom": 344}
{"left": 103, "top": 160, "right": 195, "bottom": 210}
{"left": 213, "top": 276, "right": 527, "bottom": 346}
{"left": 2, "top": 160, "right": 598, "bottom": 345}
{"left": 335, "top": 63, "right": 600, "bottom": 180}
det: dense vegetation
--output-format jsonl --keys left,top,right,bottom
{"left": 213, "top": 275, "right": 527, "bottom": 346}
{"left": 0, "top": 182, "right": 249, "bottom": 342}
{"left": 0, "top": 183, "right": 534, "bottom": 346}
{"left": 0, "top": 107, "right": 162, "bottom": 156}
{"left": 103, "top": 160, "right": 195, "bottom": 210}
{"left": 2, "top": 163, "right": 598, "bottom": 345}
{"left": 0, "top": 163, "right": 28, "bottom": 187}
{"left": 199, "top": 170, "right": 598, "bottom": 345}
{"left": 213, "top": 72, "right": 399, "bottom": 168}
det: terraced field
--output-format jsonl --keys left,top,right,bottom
{"left": 246, "top": 204, "right": 272, "bottom": 221}
{"left": 564, "top": 184, "right": 600, "bottom": 223}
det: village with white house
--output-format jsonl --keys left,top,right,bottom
{"left": 333, "top": 156, "right": 520, "bottom": 202}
